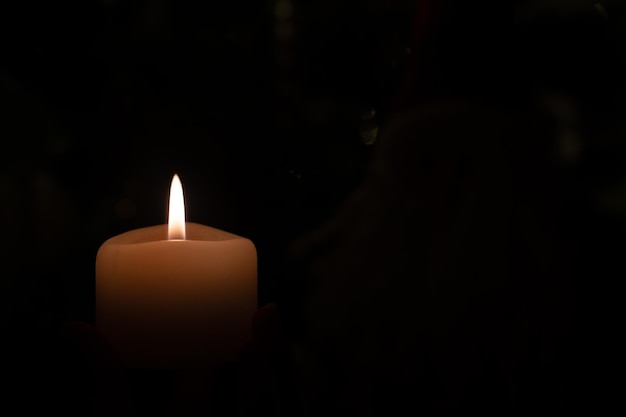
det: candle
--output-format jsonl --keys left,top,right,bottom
{"left": 96, "top": 174, "right": 257, "bottom": 369}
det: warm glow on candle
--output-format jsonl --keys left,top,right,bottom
{"left": 97, "top": 172, "right": 257, "bottom": 369}
{"left": 168, "top": 174, "right": 186, "bottom": 240}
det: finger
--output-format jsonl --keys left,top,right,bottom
{"left": 252, "top": 302, "right": 295, "bottom": 379}
{"left": 60, "top": 321, "right": 136, "bottom": 417}
{"left": 253, "top": 303, "right": 288, "bottom": 352}
{"left": 61, "top": 322, "right": 122, "bottom": 371}
{"left": 237, "top": 303, "right": 302, "bottom": 416}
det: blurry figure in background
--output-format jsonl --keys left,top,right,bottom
{"left": 288, "top": 0, "right": 589, "bottom": 415}
{"left": 293, "top": 102, "right": 573, "bottom": 415}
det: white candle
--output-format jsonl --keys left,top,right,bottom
{"left": 96, "top": 175, "right": 257, "bottom": 369}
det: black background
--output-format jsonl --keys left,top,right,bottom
{"left": 0, "top": 0, "right": 396, "bottom": 325}
{"left": 0, "top": 0, "right": 624, "bottom": 415}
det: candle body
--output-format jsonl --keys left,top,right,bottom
{"left": 96, "top": 222, "right": 257, "bottom": 369}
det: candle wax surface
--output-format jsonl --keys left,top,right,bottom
{"left": 96, "top": 222, "right": 257, "bottom": 369}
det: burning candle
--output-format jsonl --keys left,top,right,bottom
{"left": 96, "top": 174, "right": 257, "bottom": 369}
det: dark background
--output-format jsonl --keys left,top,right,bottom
{"left": 0, "top": 0, "right": 624, "bottom": 415}
{"left": 0, "top": 0, "right": 417, "bottom": 325}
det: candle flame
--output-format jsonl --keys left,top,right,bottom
{"left": 168, "top": 174, "right": 186, "bottom": 240}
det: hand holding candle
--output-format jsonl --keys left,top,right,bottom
{"left": 61, "top": 303, "right": 297, "bottom": 416}
{"left": 96, "top": 174, "right": 257, "bottom": 369}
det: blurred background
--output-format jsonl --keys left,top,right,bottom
{"left": 0, "top": 0, "right": 418, "bottom": 325}
{"left": 0, "top": 0, "right": 624, "bottom": 414}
